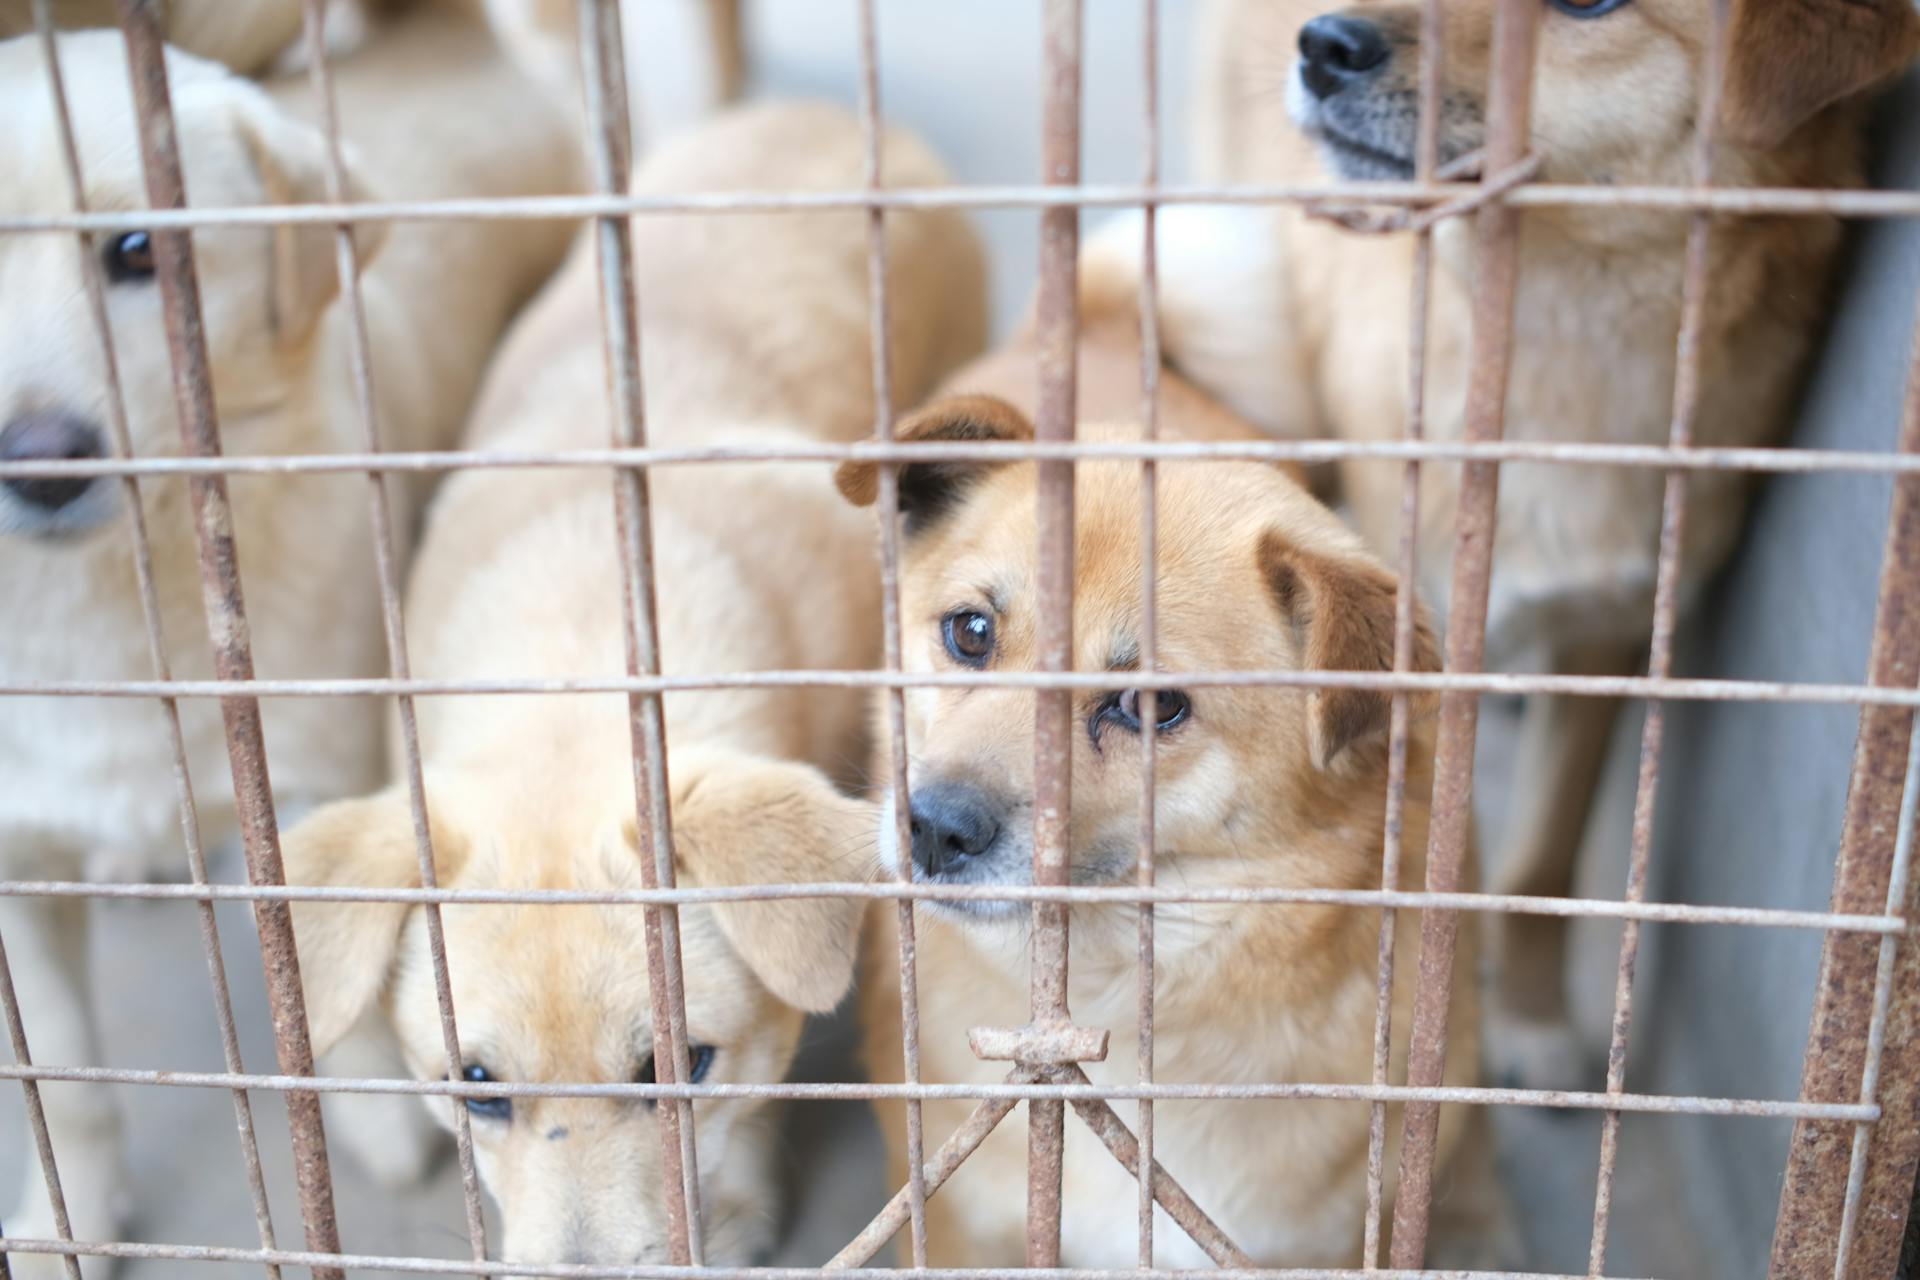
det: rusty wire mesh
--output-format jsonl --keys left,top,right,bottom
{"left": 0, "top": 0, "right": 1917, "bottom": 1277}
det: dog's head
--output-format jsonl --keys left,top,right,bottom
{"left": 1277, "top": 0, "right": 1920, "bottom": 184}
{"left": 836, "top": 395, "right": 1439, "bottom": 935}
{"left": 0, "top": 32, "right": 382, "bottom": 542}
{"left": 282, "top": 756, "right": 874, "bottom": 1269}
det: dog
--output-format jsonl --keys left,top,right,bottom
{"left": 0, "top": 12, "right": 579, "bottom": 1271}
{"left": 280, "top": 100, "right": 987, "bottom": 1272}
{"left": 841, "top": 272, "right": 1503, "bottom": 1268}
{"left": 1087, "top": 0, "right": 1920, "bottom": 1086}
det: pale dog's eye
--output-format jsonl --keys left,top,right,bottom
{"left": 460, "top": 1062, "right": 511, "bottom": 1121}
{"left": 637, "top": 1043, "right": 717, "bottom": 1109}
{"left": 102, "top": 230, "right": 156, "bottom": 284}
{"left": 1547, "top": 0, "right": 1633, "bottom": 17}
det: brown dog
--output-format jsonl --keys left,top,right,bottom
{"left": 840, "top": 280, "right": 1502, "bottom": 1267}
{"left": 1088, "top": 0, "right": 1920, "bottom": 1085}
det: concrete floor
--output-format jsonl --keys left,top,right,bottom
{"left": 3, "top": 3, "right": 1710, "bottom": 1277}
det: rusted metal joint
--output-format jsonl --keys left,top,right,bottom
{"left": 1307, "top": 150, "right": 1542, "bottom": 237}
{"left": 969, "top": 1021, "right": 1110, "bottom": 1066}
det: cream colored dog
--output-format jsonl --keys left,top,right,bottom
{"left": 843, "top": 276, "right": 1499, "bottom": 1268}
{"left": 280, "top": 101, "right": 986, "bottom": 1271}
{"left": 1087, "top": 0, "right": 1920, "bottom": 1086}
{"left": 0, "top": 13, "right": 577, "bottom": 1272}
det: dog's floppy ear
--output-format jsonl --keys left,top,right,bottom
{"left": 835, "top": 394, "right": 1034, "bottom": 534}
{"left": 228, "top": 84, "right": 388, "bottom": 346}
{"left": 1260, "top": 530, "right": 1440, "bottom": 770}
{"left": 282, "top": 788, "right": 460, "bottom": 1056}
{"left": 1720, "top": 0, "right": 1920, "bottom": 148}
{"left": 654, "top": 757, "right": 875, "bottom": 1013}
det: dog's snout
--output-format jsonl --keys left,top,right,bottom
{"left": 1297, "top": 14, "right": 1391, "bottom": 100}
{"left": 0, "top": 412, "right": 104, "bottom": 512}
{"left": 909, "top": 782, "right": 1003, "bottom": 879}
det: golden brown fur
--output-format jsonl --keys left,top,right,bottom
{"left": 1098, "top": 0, "right": 1920, "bottom": 1085}
{"left": 840, "top": 283, "right": 1497, "bottom": 1267}
{"left": 280, "top": 101, "right": 986, "bottom": 1272}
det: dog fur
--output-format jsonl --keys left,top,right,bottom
{"left": 279, "top": 101, "right": 987, "bottom": 1272}
{"left": 0, "top": 12, "right": 579, "bottom": 1270}
{"left": 841, "top": 278, "right": 1501, "bottom": 1268}
{"left": 1091, "top": 0, "right": 1920, "bottom": 1087}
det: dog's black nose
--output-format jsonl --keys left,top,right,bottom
{"left": 909, "top": 781, "right": 1003, "bottom": 879}
{"left": 1298, "top": 14, "right": 1391, "bottom": 100}
{"left": 0, "top": 412, "right": 103, "bottom": 512}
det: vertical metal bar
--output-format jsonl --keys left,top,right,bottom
{"left": 1831, "top": 721, "right": 1920, "bottom": 1278}
{"left": 293, "top": 1, "right": 490, "bottom": 1268}
{"left": 1134, "top": 0, "right": 1161, "bottom": 1266}
{"left": 1586, "top": 4, "right": 1729, "bottom": 1272}
{"left": 1362, "top": 0, "right": 1443, "bottom": 1265}
{"left": 1027, "top": 0, "right": 1083, "bottom": 1267}
{"left": 574, "top": 0, "right": 704, "bottom": 1263}
{"left": 1770, "top": 218, "right": 1920, "bottom": 1280}
{"left": 854, "top": 0, "right": 931, "bottom": 1265}
{"left": 112, "top": 7, "right": 345, "bottom": 1274}
{"left": 0, "top": 925, "right": 81, "bottom": 1279}
{"left": 1387, "top": 0, "right": 1539, "bottom": 1266}
{"left": 30, "top": 7, "right": 283, "bottom": 1274}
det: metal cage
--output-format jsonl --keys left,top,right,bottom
{"left": 1, "top": 0, "right": 1918, "bottom": 1276}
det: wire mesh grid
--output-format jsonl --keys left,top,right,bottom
{"left": 0, "top": 0, "right": 1917, "bottom": 1277}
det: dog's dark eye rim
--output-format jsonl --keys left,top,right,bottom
{"left": 941, "top": 609, "right": 996, "bottom": 667}
{"left": 459, "top": 1062, "right": 512, "bottom": 1120}
{"left": 1093, "top": 688, "right": 1192, "bottom": 740}
{"left": 102, "top": 230, "right": 156, "bottom": 283}
{"left": 636, "top": 1043, "right": 717, "bottom": 1107}
{"left": 1547, "top": 0, "right": 1631, "bottom": 17}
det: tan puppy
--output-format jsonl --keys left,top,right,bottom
{"left": 0, "top": 13, "right": 577, "bottom": 1271}
{"left": 281, "top": 102, "right": 986, "bottom": 1271}
{"left": 841, "top": 281, "right": 1498, "bottom": 1268}
{"left": 1089, "top": 0, "right": 1920, "bottom": 1084}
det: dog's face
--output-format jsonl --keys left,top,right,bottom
{"left": 0, "top": 33, "right": 381, "bottom": 542}
{"left": 1277, "top": 0, "right": 1920, "bottom": 183}
{"left": 838, "top": 396, "right": 1437, "bottom": 935}
{"left": 283, "top": 760, "right": 874, "bottom": 1270}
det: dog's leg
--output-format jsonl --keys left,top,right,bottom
{"left": 316, "top": 1011, "right": 445, "bottom": 1191}
{"left": 1486, "top": 643, "right": 1636, "bottom": 1091}
{"left": 2, "top": 892, "right": 126, "bottom": 1279}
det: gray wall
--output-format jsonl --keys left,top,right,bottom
{"left": 1568, "top": 71, "right": 1920, "bottom": 1277}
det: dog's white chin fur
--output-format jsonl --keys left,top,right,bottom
{"left": 1283, "top": 60, "right": 1320, "bottom": 134}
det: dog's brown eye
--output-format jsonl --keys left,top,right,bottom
{"left": 942, "top": 610, "right": 995, "bottom": 667}
{"left": 1118, "top": 688, "right": 1191, "bottom": 732}
{"left": 1095, "top": 688, "right": 1192, "bottom": 745}
{"left": 103, "top": 230, "right": 155, "bottom": 283}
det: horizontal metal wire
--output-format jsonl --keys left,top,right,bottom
{"left": 4, "top": 437, "right": 1919, "bottom": 479}
{"left": 0, "top": 1062, "right": 1877, "bottom": 1121}
{"left": 0, "top": 1240, "right": 1676, "bottom": 1280}
{"left": 0, "top": 878, "right": 1904, "bottom": 935}
{"left": 9, "top": 667, "right": 1920, "bottom": 708}
{"left": 2, "top": 180, "right": 1919, "bottom": 236}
